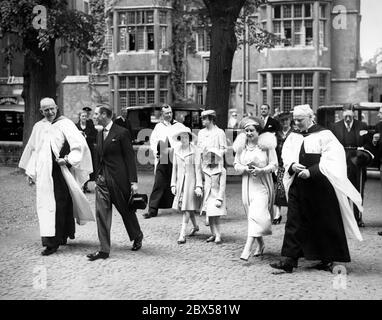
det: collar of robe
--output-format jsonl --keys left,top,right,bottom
{"left": 52, "top": 115, "right": 66, "bottom": 124}
{"left": 298, "top": 124, "right": 325, "bottom": 137}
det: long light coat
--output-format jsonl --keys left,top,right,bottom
{"left": 201, "top": 165, "right": 227, "bottom": 217}
{"left": 171, "top": 144, "right": 203, "bottom": 211}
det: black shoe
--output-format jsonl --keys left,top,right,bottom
{"left": 270, "top": 261, "right": 294, "bottom": 273}
{"left": 60, "top": 238, "right": 68, "bottom": 245}
{"left": 143, "top": 212, "right": 157, "bottom": 219}
{"left": 41, "top": 247, "right": 58, "bottom": 256}
{"left": 132, "top": 232, "right": 143, "bottom": 251}
{"left": 357, "top": 220, "right": 365, "bottom": 228}
{"left": 310, "top": 261, "right": 334, "bottom": 272}
{"left": 272, "top": 217, "right": 282, "bottom": 225}
{"left": 87, "top": 251, "right": 109, "bottom": 261}
{"left": 378, "top": 231, "right": 382, "bottom": 236}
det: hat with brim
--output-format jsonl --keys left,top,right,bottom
{"left": 201, "top": 110, "right": 216, "bottom": 117}
{"left": 82, "top": 107, "right": 92, "bottom": 112}
{"left": 350, "top": 148, "right": 374, "bottom": 167}
{"left": 172, "top": 125, "right": 197, "bottom": 141}
{"left": 277, "top": 112, "right": 292, "bottom": 121}
{"left": 203, "top": 147, "right": 223, "bottom": 160}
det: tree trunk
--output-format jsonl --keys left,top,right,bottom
{"left": 22, "top": 38, "right": 57, "bottom": 145}
{"left": 203, "top": 0, "right": 245, "bottom": 129}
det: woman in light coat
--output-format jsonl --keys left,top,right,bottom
{"left": 201, "top": 148, "right": 227, "bottom": 244}
{"left": 233, "top": 117, "right": 278, "bottom": 261}
{"left": 171, "top": 126, "right": 203, "bottom": 244}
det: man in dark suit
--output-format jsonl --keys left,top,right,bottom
{"left": 87, "top": 104, "right": 143, "bottom": 261}
{"left": 260, "top": 104, "right": 281, "bottom": 133}
{"left": 330, "top": 105, "right": 370, "bottom": 227}
{"left": 114, "top": 107, "right": 134, "bottom": 141}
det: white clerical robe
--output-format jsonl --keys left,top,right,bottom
{"left": 282, "top": 129, "right": 363, "bottom": 241}
{"left": 19, "top": 117, "right": 94, "bottom": 237}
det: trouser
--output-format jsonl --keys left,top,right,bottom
{"left": 346, "top": 156, "right": 366, "bottom": 223}
{"left": 148, "top": 163, "right": 174, "bottom": 214}
{"left": 95, "top": 173, "right": 142, "bottom": 253}
{"left": 42, "top": 156, "right": 75, "bottom": 248}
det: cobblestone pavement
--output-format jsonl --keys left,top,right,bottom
{"left": 0, "top": 166, "right": 382, "bottom": 300}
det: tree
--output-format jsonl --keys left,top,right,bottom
{"left": 171, "top": 0, "right": 281, "bottom": 128}
{"left": 0, "top": 0, "right": 98, "bottom": 145}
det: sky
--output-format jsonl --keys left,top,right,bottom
{"left": 360, "top": 0, "right": 382, "bottom": 62}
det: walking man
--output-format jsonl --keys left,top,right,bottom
{"left": 87, "top": 104, "right": 143, "bottom": 261}
{"left": 270, "top": 105, "right": 363, "bottom": 273}
{"left": 331, "top": 104, "right": 371, "bottom": 227}
{"left": 143, "top": 104, "right": 182, "bottom": 219}
{"left": 19, "top": 98, "right": 93, "bottom": 256}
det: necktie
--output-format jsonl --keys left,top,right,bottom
{"left": 103, "top": 128, "right": 109, "bottom": 140}
{"left": 346, "top": 124, "right": 351, "bottom": 132}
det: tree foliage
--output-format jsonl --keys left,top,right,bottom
{"left": 170, "top": 0, "right": 283, "bottom": 103}
{"left": 0, "top": 0, "right": 101, "bottom": 144}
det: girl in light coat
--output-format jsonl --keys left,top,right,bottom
{"left": 171, "top": 126, "right": 203, "bottom": 244}
{"left": 201, "top": 148, "right": 227, "bottom": 244}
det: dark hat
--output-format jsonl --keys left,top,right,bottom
{"left": 82, "top": 106, "right": 92, "bottom": 112}
{"left": 349, "top": 148, "right": 374, "bottom": 167}
{"left": 277, "top": 112, "right": 292, "bottom": 120}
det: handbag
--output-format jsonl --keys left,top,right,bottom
{"left": 128, "top": 193, "right": 148, "bottom": 210}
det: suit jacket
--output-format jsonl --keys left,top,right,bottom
{"left": 330, "top": 119, "right": 368, "bottom": 148}
{"left": 262, "top": 117, "right": 280, "bottom": 133}
{"left": 114, "top": 116, "right": 134, "bottom": 140}
{"left": 96, "top": 123, "right": 137, "bottom": 201}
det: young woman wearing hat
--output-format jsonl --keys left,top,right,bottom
{"left": 171, "top": 125, "right": 203, "bottom": 244}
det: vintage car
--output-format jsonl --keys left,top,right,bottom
{"left": 125, "top": 102, "right": 205, "bottom": 145}
{"left": 0, "top": 104, "right": 24, "bottom": 142}
{"left": 316, "top": 102, "right": 382, "bottom": 181}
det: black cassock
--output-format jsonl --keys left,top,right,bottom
{"left": 147, "top": 138, "right": 174, "bottom": 214}
{"left": 281, "top": 126, "right": 351, "bottom": 263}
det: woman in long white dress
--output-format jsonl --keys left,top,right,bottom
{"left": 233, "top": 117, "right": 278, "bottom": 261}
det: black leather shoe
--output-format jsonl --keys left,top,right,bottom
{"left": 132, "top": 233, "right": 143, "bottom": 251}
{"left": 378, "top": 231, "right": 382, "bottom": 236}
{"left": 41, "top": 247, "right": 58, "bottom": 256}
{"left": 357, "top": 220, "right": 365, "bottom": 228}
{"left": 272, "top": 217, "right": 282, "bottom": 225}
{"left": 310, "top": 261, "right": 334, "bottom": 272}
{"left": 87, "top": 251, "right": 109, "bottom": 261}
{"left": 270, "top": 261, "right": 294, "bottom": 273}
{"left": 143, "top": 212, "right": 157, "bottom": 219}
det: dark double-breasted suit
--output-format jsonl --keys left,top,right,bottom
{"left": 262, "top": 117, "right": 281, "bottom": 133}
{"left": 95, "top": 122, "right": 142, "bottom": 253}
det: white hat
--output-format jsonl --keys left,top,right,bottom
{"left": 293, "top": 104, "right": 313, "bottom": 117}
{"left": 203, "top": 147, "right": 223, "bottom": 160}
{"left": 40, "top": 97, "right": 57, "bottom": 108}
{"left": 172, "top": 124, "right": 197, "bottom": 141}
{"left": 201, "top": 110, "right": 216, "bottom": 117}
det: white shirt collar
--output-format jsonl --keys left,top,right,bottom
{"left": 104, "top": 121, "right": 113, "bottom": 131}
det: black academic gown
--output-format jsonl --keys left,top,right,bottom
{"left": 281, "top": 125, "right": 351, "bottom": 263}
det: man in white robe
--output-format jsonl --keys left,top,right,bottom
{"left": 19, "top": 98, "right": 93, "bottom": 256}
{"left": 270, "top": 105, "right": 363, "bottom": 273}
{"left": 143, "top": 104, "right": 182, "bottom": 219}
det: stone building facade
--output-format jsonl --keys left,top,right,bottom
{"left": 108, "top": 0, "right": 368, "bottom": 120}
